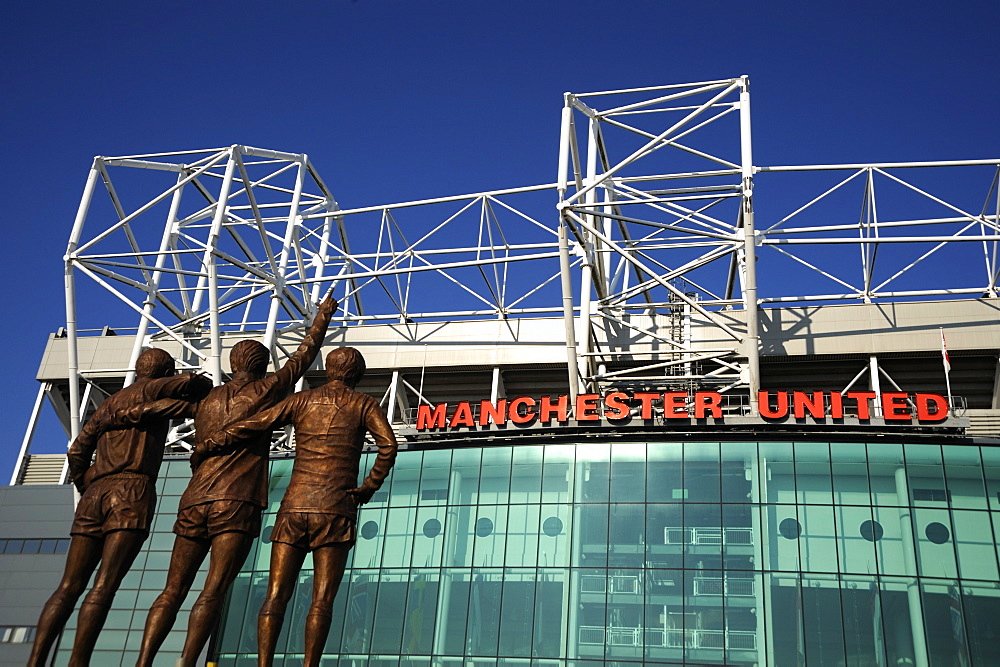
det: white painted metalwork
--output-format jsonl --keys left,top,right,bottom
{"left": 37, "top": 78, "right": 997, "bottom": 460}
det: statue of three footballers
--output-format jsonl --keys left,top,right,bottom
{"left": 28, "top": 297, "right": 400, "bottom": 667}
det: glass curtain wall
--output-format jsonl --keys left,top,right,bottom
{"left": 209, "top": 439, "right": 1000, "bottom": 666}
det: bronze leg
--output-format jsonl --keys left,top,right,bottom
{"left": 68, "top": 529, "right": 146, "bottom": 667}
{"left": 180, "top": 531, "right": 254, "bottom": 664}
{"left": 26, "top": 535, "right": 103, "bottom": 667}
{"left": 304, "top": 544, "right": 351, "bottom": 667}
{"left": 135, "top": 534, "right": 210, "bottom": 667}
{"left": 257, "top": 541, "right": 306, "bottom": 667}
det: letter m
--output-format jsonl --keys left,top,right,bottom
{"left": 416, "top": 403, "right": 448, "bottom": 430}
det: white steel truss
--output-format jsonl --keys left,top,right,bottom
{"left": 37, "top": 77, "right": 998, "bottom": 461}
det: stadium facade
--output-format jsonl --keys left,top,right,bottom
{"left": 4, "top": 78, "right": 1000, "bottom": 665}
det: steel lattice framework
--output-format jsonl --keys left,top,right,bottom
{"left": 58, "top": 77, "right": 1000, "bottom": 446}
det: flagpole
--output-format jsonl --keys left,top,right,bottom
{"left": 940, "top": 328, "right": 953, "bottom": 413}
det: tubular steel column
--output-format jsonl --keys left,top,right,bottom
{"left": 738, "top": 76, "right": 762, "bottom": 414}
{"left": 206, "top": 151, "right": 239, "bottom": 385}
{"left": 559, "top": 223, "right": 580, "bottom": 402}
{"left": 65, "top": 161, "right": 102, "bottom": 441}
{"left": 262, "top": 157, "right": 307, "bottom": 358}
{"left": 557, "top": 96, "right": 581, "bottom": 401}
{"left": 124, "top": 170, "right": 186, "bottom": 386}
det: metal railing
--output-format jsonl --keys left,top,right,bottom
{"left": 663, "top": 526, "right": 754, "bottom": 546}
{"left": 579, "top": 626, "right": 757, "bottom": 650}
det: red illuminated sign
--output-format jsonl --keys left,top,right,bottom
{"left": 414, "top": 390, "right": 950, "bottom": 431}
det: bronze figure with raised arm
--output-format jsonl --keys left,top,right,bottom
{"left": 109, "top": 297, "right": 338, "bottom": 666}
{"left": 27, "top": 348, "right": 211, "bottom": 667}
{"left": 202, "top": 346, "right": 398, "bottom": 667}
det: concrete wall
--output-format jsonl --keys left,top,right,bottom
{"left": 0, "top": 484, "right": 73, "bottom": 666}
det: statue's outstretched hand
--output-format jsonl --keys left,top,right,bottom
{"left": 319, "top": 296, "right": 338, "bottom": 316}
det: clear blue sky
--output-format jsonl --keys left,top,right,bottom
{"left": 2, "top": 1, "right": 998, "bottom": 480}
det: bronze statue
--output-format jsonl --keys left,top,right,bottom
{"left": 27, "top": 348, "right": 211, "bottom": 667}
{"left": 203, "top": 346, "right": 398, "bottom": 667}
{"left": 106, "top": 298, "right": 337, "bottom": 666}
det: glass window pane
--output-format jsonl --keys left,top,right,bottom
{"left": 450, "top": 447, "right": 481, "bottom": 505}
{"left": 905, "top": 444, "right": 947, "bottom": 507}
{"left": 371, "top": 572, "right": 409, "bottom": 653}
{"left": 951, "top": 509, "right": 998, "bottom": 580}
{"left": 532, "top": 568, "right": 567, "bottom": 659}
{"left": 3, "top": 539, "right": 23, "bottom": 554}
{"left": 541, "top": 444, "right": 574, "bottom": 503}
{"left": 765, "top": 504, "right": 801, "bottom": 572}
{"left": 21, "top": 540, "right": 40, "bottom": 554}
{"left": 340, "top": 570, "right": 380, "bottom": 654}
{"left": 913, "top": 508, "right": 957, "bottom": 578}
{"left": 646, "top": 441, "right": 683, "bottom": 503}
{"left": 577, "top": 504, "right": 608, "bottom": 568}
{"left": 867, "top": 443, "right": 906, "bottom": 507}
{"left": 721, "top": 441, "right": 756, "bottom": 504}
{"left": 831, "top": 442, "right": 871, "bottom": 506}
{"left": 510, "top": 445, "right": 543, "bottom": 504}
{"left": 505, "top": 503, "right": 540, "bottom": 567}
{"left": 801, "top": 575, "right": 846, "bottom": 666}
{"left": 646, "top": 504, "right": 683, "bottom": 570}
{"left": 411, "top": 504, "right": 447, "bottom": 568}
{"left": 353, "top": 506, "right": 388, "bottom": 569}
{"left": 722, "top": 504, "right": 756, "bottom": 571}
{"left": 872, "top": 504, "right": 908, "bottom": 576}
{"left": 388, "top": 452, "right": 421, "bottom": 507}
{"left": 571, "top": 568, "right": 607, "bottom": 661}
{"left": 795, "top": 441, "right": 832, "bottom": 505}
{"left": 417, "top": 449, "right": 451, "bottom": 507}
{"left": 961, "top": 582, "right": 1000, "bottom": 665}
{"left": 577, "top": 443, "right": 610, "bottom": 503}
{"left": 498, "top": 568, "right": 536, "bottom": 657}
{"left": 837, "top": 505, "right": 876, "bottom": 575}
{"left": 472, "top": 505, "right": 508, "bottom": 567}
{"left": 685, "top": 442, "right": 720, "bottom": 503}
{"left": 438, "top": 569, "right": 472, "bottom": 655}
{"left": 610, "top": 442, "right": 646, "bottom": 503}
{"left": 878, "top": 576, "right": 922, "bottom": 667}
{"left": 766, "top": 573, "right": 805, "bottom": 665}
{"left": 920, "top": 580, "right": 971, "bottom": 666}
{"left": 444, "top": 504, "right": 475, "bottom": 568}
{"left": 468, "top": 569, "right": 503, "bottom": 656}
{"left": 943, "top": 445, "right": 987, "bottom": 509}
{"left": 480, "top": 447, "right": 513, "bottom": 504}
{"left": 538, "top": 504, "right": 572, "bottom": 568}
{"left": 982, "top": 447, "right": 1000, "bottom": 510}
{"left": 839, "top": 576, "right": 887, "bottom": 667}
{"left": 382, "top": 506, "right": 418, "bottom": 568}
{"left": 799, "top": 505, "right": 838, "bottom": 573}
{"left": 759, "top": 442, "right": 795, "bottom": 504}
{"left": 609, "top": 504, "right": 644, "bottom": 552}
{"left": 684, "top": 503, "right": 722, "bottom": 565}
{"left": 400, "top": 569, "right": 439, "bottom": 655}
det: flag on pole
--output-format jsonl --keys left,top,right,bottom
{"left": 941, "top": 328, "right": 951, "bottom": 373}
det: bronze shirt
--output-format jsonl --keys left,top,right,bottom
{"left": 211, "top": 380, "right": 398, "bottom": 520}
{"left": 67, "top": 373, "right": 212, "bottom": 492}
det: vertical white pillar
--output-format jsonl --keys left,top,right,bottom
{"left": 125, "top": 171, "right": 186, "bottom": 386}
{"left": 738, "top": 76, "right": 761, "bottom": 415}
{"left": 869, "top": 355, "right": 883, "bottom": 417}
{"left": 65, "top": 162, "right": 102, "bottom": 445}
{"left": 206, "top": 152, "right": 239, "bottom": 385}
{"left": 894, "top": 467, "right": 929, "bottom": 666}
{"left": 262, "top": 159, "right": 307, "bottom": 359}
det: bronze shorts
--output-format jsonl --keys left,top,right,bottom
{"left": 71, "top": 473, "right": 155, "bottom": 538}
{"left": 270, "top": 512, "right": 356, "bottom": 551}
{"left": 174, "top": 500, "right": 262, "bottom": 540}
